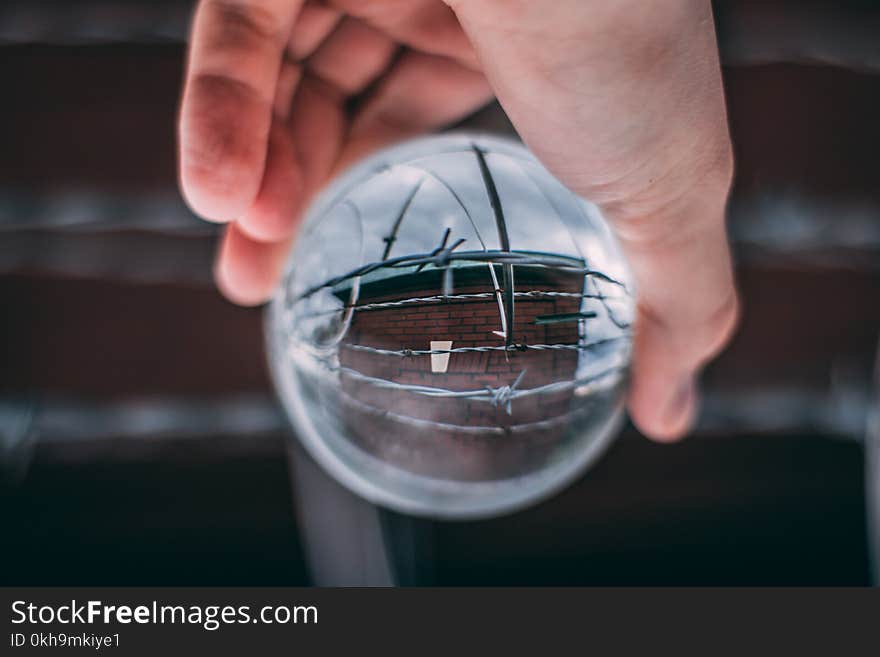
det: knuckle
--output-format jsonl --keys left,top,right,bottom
{"left": 699, "top": 136, "right": 735, "bottom": 201}
{"left": 603, "top": 131, "right": 734, "bottom": 252}
{"left": 205, "top": 0, "right": 285, "bottom": 50}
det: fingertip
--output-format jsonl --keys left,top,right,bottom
{"left": 628, "top": 372, "right": 699, "bottom": 443}
{"left": 179, "top": 75, "right": 270, "bottom": 222}
{"left": 626, "top": 304, "right": 714, "bottom": 444}
{"left": 214, "top": 261, "right": 270, "bottom": 306}
{"left": 179, "top": 139, "right": 263, "bottom": 224}
{"left": 214, "top": 229, "right": 267, "bottom": 307}
{"left": 180, "top": 173, "right": 252, "bottom": 224}
{"left": 214, "top": 223, "right": 291, "bottom": 306}
{"left": 236, "top": 204, "right": 297, "bottom": 243}
{"left": 179, "top": 129, "right": 262, "bottom": 223}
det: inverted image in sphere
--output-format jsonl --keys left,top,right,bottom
{"left": 267, "top": 133, "right": 635, "bottom": 519}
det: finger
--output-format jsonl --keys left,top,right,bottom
{"left": 237, "top": 74, "right": 346, "bottom": 242}
{"left": 219, "top": 75, "right": 347, "bottom": 302}
{"left": 234, "top": 118, "right": 304, "bottom": 242}
{"left": 343, "top": 51, "right": 493, "bottom": 168}
{"left": 288, "top": 75, "right": 348, "bottom": 195}
{"left": 328, "top": 0, "right": 478, "bottom": 68}
{"left": 220, "top": 50, "right": 490, "bottom": 304}
{"left": 180, "top": 0, "right": 302, "bottom": 222}
{"left": 307, "top": 17, "right": 399, "bottom": 96}
{"left": 288, "top": 2, "right": 342, "bottom": 60}
{"left": 621, "top": 179, "right": 739, "bottom": 442}
{"left": 215, "top": 223, "right": 294, "bottom": 306}
{"left": 272, "top": 57, "right": 303, "bottom": 119}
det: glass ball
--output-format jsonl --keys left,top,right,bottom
{"left": 267, "top": 133, "right": 635, "bottom": 519}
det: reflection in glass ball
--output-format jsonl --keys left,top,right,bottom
{"left": 267, "top": 134, "right": 635, "bottom": 518}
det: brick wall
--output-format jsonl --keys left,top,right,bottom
{"left": 337, "top": 267, "right": 589, "bottom": 480}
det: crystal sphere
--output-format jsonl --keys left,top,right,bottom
{"left": 267, "top": 133, "right": 635, "bottom": 519}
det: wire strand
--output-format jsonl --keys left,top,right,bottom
{"left": 338, "top": 364, "right": 626, "bottom": 414}
{"left": 340, "top": 335, "right": 629, "bottom": 358}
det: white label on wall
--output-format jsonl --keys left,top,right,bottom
{"left": 430, "top": 340, "right": 453, "bottom": 374}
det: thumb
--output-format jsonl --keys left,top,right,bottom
{"left": 445, "top": 0, "right": 739, "bottom": 440}
{"left": 613, "top": 165, "right": 739, "bottom": 441}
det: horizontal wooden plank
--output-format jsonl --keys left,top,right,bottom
{"left": 0, "top": 274, "right": 270, "bottom": 396}
{"left": 1, "top": 46, "right": 879, "bottom": 198}
{"left": 2, "top": 264, "right": 878, "bottom": 397}
{"left": 1, "top": 425, "right": 867, "bottom": 585}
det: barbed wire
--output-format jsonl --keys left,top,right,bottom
{"left": 294, "top": 246, "right": 626, "bottom": 302}
{"left": 296, "top": 289, "right": 624, "bottom": 318}
{"left": 338, "top": 388, "right": 609, "bottom": 437}
{"left": 338, "top": 364, "right": 626, "bottom": 414}
{"left": 341, "top": 335, "right": 629, "bottom": 358}
{"left": 356, "top": 289, "right": 580, "bottom": 307}
{"left": 284, "top": 143, "right": 634, "bottom": 423}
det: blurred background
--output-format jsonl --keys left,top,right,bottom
{"left": 2, "top": 0, "right": 880, "bottom": 585}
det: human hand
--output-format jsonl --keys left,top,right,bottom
{"left": 178, "top": 0, "right": 738, "bottom": 441}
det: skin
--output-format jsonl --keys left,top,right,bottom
{"left": 178, "top": 0, "right": 739, "bottom": 441}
